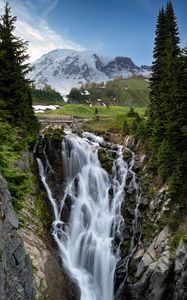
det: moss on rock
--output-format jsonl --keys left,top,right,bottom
{"left": 123, "top": 150, "right": 132, "bottom": 161}
{"left": 98, "top": 148, "right": 114, "bottom": 174}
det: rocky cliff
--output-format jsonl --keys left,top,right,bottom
{"left": 0, "top": 148, "right": 77, "bottom": 300}
{"left": 114, "top": 137, "right": 187, "bottom": 300}
{"left": 0, "top": 175, "right": 35, "bottom": 300}
{"left": 18, "top": 152, "right": 78, "bottom": 300}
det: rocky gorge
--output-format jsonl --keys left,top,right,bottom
{"left": 0, "top": 126, "right": 187, "bottom": 300}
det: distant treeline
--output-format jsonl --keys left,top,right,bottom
{"left": 31, "top": 84, "right": 64, "bottom": 104}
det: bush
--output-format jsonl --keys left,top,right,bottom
{"left": 126, "top": 107, "right": 140, "bottom": 118}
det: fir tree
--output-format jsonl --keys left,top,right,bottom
{"left": 148, "top": 8, "right": 167, "bottom": 144}
{"left": 149, "top": 1, "right": 180, "bottom": 147}
{"left": 0, "top": 3, "right": 39, "bottom": 135}
{"left": 147, "top": 1, "right": 187, "bottom": 200}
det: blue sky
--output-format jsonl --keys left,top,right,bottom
{"left": 0, "top": 0, "right": 186, "bottom": 65}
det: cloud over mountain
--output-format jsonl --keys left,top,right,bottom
{"left": 0, "top": 0, "right": 85, "bottom": 62}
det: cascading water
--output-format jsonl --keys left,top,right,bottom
{"left": 36, "top": 131, "right": 141, "bottom": 300}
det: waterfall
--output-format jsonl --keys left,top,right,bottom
{"left": 36, "top": 131, "right": 141, "bottom": 300}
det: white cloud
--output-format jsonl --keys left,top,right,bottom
{"left": 0, "top": 0, "right": 85, "bottom": 62}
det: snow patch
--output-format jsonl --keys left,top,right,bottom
{"left": 33, "top": 105, "right": 60, "bottom": 113}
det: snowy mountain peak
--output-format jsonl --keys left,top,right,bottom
{"left": 29, "top": 48, "right": 150, "bottom": 95}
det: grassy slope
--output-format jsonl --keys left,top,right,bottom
{"left": 47, "top": 104, "right": 145, "bottom": 118}
{"left": 44, "top": 104, "right": 146, "bottom": 135}
{"left": 82, "top": 76, "right": 150, "bottom": 107}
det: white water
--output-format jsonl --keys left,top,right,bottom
{"left": 36, "top": 132, "right": 139, "bottom": 300}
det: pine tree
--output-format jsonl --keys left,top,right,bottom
{"left": 149, "top": 2, "right": 180, "bottom": 146}
{"left": 147, "top": 1, "right": 187, "bottom": 200}
{"left": 0, "top": 3, "right": 39, "bottom": 135}
{"left": 148, "top": 8, "right": 167, "bottom": 144}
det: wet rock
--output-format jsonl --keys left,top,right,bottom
{"left": 108, "top": 187, "right": 114, "bottom": 198}
{"left": 126, "top": 171, "right": 133, "bottom": 181}
{"left": 123, "top": 150, "right": 132, "bottom": 161}
{"left": 110, "top": 144, "right": 119, "bottom": 151}
{"left": 108, "top": 150, "right": 117, "bottom": 159}
{"left": 99, "top": 140, "right": 107, "bottom": 147}
{"left": 125, "top": 187, "right": 134, "bottom": 195}
{"left": 124, "top": 136, "right": 136, "bottom": 150}
{"left": 61, "top": 195, "right": 73, "bottom": 223}
{"left": 98, "top": 148, "right": 113, "bottom": 174}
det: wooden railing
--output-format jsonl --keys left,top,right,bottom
{"left": 38, "top": 115, "right": 75, "bottom": 124}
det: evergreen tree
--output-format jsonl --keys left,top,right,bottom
{"left": 147, "top": 1, "right": 187, "bottom": 200}
{"left": 149, "top": 1, "right": 180, "bottom": 147}
{"left": 148, "top": 8, "right": 167, "bottom": 144}
{"left": 0, "top": 3, "right": 39, "bottom": 135}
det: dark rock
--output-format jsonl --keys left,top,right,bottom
{"left": 123, "top": 150, "right": 132, "bottom": 162}
{"left": 99, "top": 140, "right": 107, "bottom": 147}
{"left": 60, "top": 194, "right": 74, "bottom": 223}
{"left": 110, "top": 144, "right": 119, "bottom": 151}
{"left": 98, "top": 148, "right": 114, "bottom": 174}
{"left": 125, "top": 136, "right": 136, "bottom": 150}
{"left": 0, "top": 176, "right": 35, "bottom": 300}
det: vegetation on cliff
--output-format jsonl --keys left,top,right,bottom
{"left": 0, "top": 3, "right": 39, "bottom": 215}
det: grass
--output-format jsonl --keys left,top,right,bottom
{"left": 83, "top": 76, "right": 150, "bottom": 107}
{"left": 46, "top": 104, "right": 146, "bottom": 119}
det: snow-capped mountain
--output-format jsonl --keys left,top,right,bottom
{"left": 29, "top": 49, "right": 151, "bottom": 95}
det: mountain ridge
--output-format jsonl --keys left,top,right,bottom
{"left": 29, "top": 49, "right": 151, "bottom": 95}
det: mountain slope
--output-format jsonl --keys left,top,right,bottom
{"left": 29, "top": 49, "right": 151, "bottom": 95}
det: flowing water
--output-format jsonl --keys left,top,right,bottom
{"left": 36, "top": 131, "right": 141, "bottom": 300}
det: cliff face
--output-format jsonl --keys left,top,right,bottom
{"left": 0, "top": 147, "right": 76, "bottom": 300}
{"left": 0, "top": 175, "right": 35, "bottom": 300}
{"left": 116, "top": 137, "right": 187, "bottom": 300}
{"left": 17, "top": 151, "right": 78, "bottom": 300}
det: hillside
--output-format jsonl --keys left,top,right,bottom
{"left": 68, "top": 76, "right": 150, "bottom": 107}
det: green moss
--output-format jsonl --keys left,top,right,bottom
{"left": 98, "top": 148, "right": 113, "bottom": 174}
{"left": 32, "top": 265, "right": 38, "bottom": 276}
{"left": 170, "top": 228, "right": 187, "bottom": 254}
{"left": 44, "top": 125, "right": 65, "bottom": 141}
{"left": 35, "top": 193, "right": 51, "bottom": 226}
{"left": 141, "top": 222, "right": 158, "bottom": 242}
{"left": 123, "top": 150, "right": 131, "bottom": 161}
{"left": 18, "top": 215, "right": 27, "bottom": 229}
{"left": 121, "top": 239, "right": 131, "bottom": 256}
{"left": 140, "top": 172, "right": 156, "bottom": 202}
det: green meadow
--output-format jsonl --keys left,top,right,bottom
{"left": 47, "top": 104, "right": 146, "bottom": 118}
